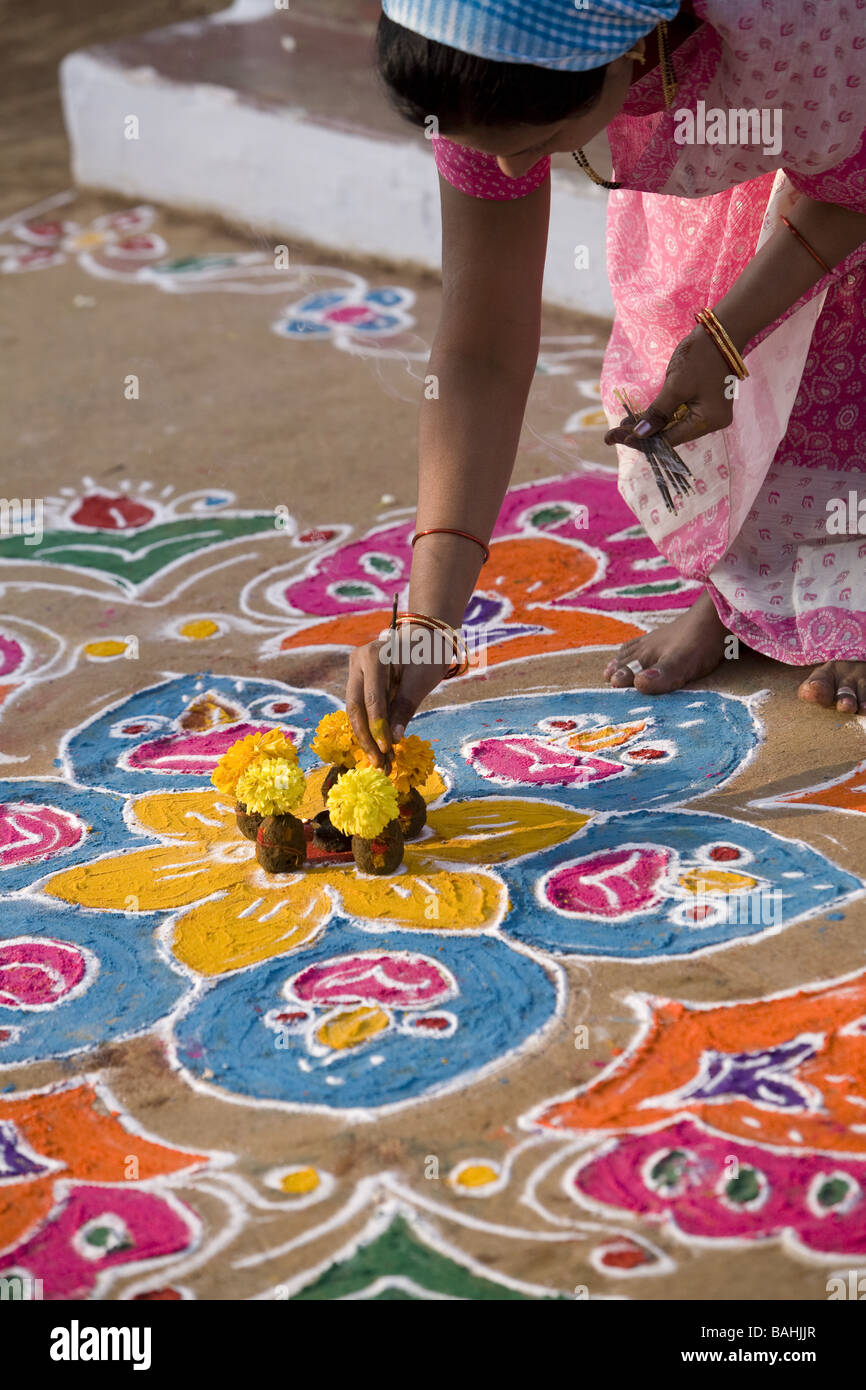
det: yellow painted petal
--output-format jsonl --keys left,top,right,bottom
{"left": 316, "top": 1006, "right": 390, "bottom": 1050}
{"left": 130, "top": 789, "right": 236, "bottom": 844}
{"left": 172, "top": 876, "right": 330, "bottom": 975}
{"left": 567, "top": 720, "right": 647, "bottom": 752}
{"left": 416, "top": 798, "right": 590, "bottom": 865}
{"left": 323, "top": 865, "right": 505, "bottom": 930}
{"left": 679, "top": 868, "right": 758, "bottom": 896}
{"left": 44, "top": 841, "right": 246, "bottom": 912}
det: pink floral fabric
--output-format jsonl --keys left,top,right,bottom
{"left": 432, "top": 136, "right": 550, "bottom": 198}
{"left": 430, "top": 0, "right": 866, "bottom": 666}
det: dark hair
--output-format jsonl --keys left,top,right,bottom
{"left": 376, "top": 14, "right": 608, "bottom": 132}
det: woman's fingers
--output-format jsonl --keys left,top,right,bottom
{"left": 346, "top": 643, "right": 391, "bottom": 767}
{"left": 346, "top": 641, "right": 453, "bottom": 761}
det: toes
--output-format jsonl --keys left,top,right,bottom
{"left": 633, "top": 665, "right": 672, "bottom": 694}
{"left": 798, "top": 666, "right": 835, "bottom": 708}
{"left": 609, "top": 665, "right": 637, "bottom": 688}
{"left": 605, "top": 643, "right": 642, "bottom": 683}
{"left": 836, "top": 681, "right": 859, "bottom": 714}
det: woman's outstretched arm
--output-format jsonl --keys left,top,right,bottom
{"left": 346, "top": 170, "right": 550, "bottom": 764}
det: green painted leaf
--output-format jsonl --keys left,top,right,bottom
{"left": 290, "top": 1213, "right": 566, "bottom": 1301}
{"left": 0, "top": 515, "right": 277, "bottom": 592}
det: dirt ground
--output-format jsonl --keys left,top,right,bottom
{"left": 1, "top": 1, "right": 865, "bottom": 1305}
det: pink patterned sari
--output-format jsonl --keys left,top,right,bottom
{"left": 433, "top": 0, "right": 866, "bottom": 664}
{"left": 602, "top": 0, "right": 866, "bottom": 663}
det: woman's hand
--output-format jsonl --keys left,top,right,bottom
{"left": 604, "top": 325, "right": 738, "bottom": 449}
{"left": 346, "top": 635, "right": 452, "bottom": 768}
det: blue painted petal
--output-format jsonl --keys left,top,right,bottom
{"left": 294, "top": 291, "right": 347, "bottom": 312}
{"left": 352, "top": 313, "right": 402, "bottom": 335}
{"left": 0, "top": 780, "right": 127, "bottom": 894}
{"left": 501, "top": 808, "right": 864, "bottom": 959}
{"left": 410, "top": 689, "right": 759, "bottom": 813}
{"left": 364, "top": 289, "right": 407, "bottom": 307}
{"left": 0, "top": 897, "right": 188, "bottom": 1065}
{"left": 275, "top": 318, "right": 332, "bottom": 338}
{"left": 64, "top": 674, "right": 342, "bottom": 795}
{"left": 173, "top": 920, "right": 559, "bottom": 1111}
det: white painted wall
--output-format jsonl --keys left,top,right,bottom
{"left": 60, "top": 49, "right": 613, "bottom": 317}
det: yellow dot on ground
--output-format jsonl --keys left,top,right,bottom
{"left": 179, "top": 618, "right": 220, "bottom": 640}
{"left": 280, "top": 1167, "right": 321, "bottom": 1196}
{"left": 452, "top": 1162, "right": 500, "bottom": 1189}
{"left": 84, "top": 639, "right": 129, "bottom": 659}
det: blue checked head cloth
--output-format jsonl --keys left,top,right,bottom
{"left": 381, "top": 0, "right": 680, "bottom": 71}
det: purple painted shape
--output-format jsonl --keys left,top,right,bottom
{"left": 679, "top": 1038, "right": 822, "bottom": 1110}
{"left": 0, "top": 1121, "right": 51, "bottom": 1179}
{"left": 574, "top": 1119, "right": 866, "bottom": 1256}
{"left": 0, "top": 1184, "right": 197, "bottom": 1299}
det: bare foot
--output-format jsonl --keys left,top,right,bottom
{"left": 797, "top": 661, "right": 866, "bottom": 715}
{"left": 604, "top": 589, "right": 728, "bottom": 694}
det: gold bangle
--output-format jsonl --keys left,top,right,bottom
{"left": 695, "top": 308, "right": 749, "bottom": 380}
{"left": 696, "top": 308, "right": 748, "bottom": 378}
{"left": 394, "top": 613, "right": 470, "bottom": 677}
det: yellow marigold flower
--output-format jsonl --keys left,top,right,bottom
{"left": 211, "top": 728, "right": 297, "bottom": 797}
{"left": 326, "top": 766, "right": 399, "bottom": 839}
{"left": 355, "top": 734, "right": 435, "bottom": 798}
{"left": 389, "top": 734, "right": 435, "bottom": 797}
{"left": 235, "top": 756, "right": 306, "bottom": 817}
{"left": 311, "top": 711, "right": 361, "bottom": 768}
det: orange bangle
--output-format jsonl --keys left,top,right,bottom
{"left": 411, "top": 528, "right": 490, "bottom": 565}
{"left": 780, "top": 215, "right": 832, "bottom": 276}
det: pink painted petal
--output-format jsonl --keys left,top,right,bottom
{"left": 544, "top": 846, "right": 672, "bottom": 918}
{"left": 466, "top": 735, "right": 624, "bottom": 788}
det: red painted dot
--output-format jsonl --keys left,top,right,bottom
{"left": 547, "top": 719, "right": 576, "bottom": 730}
{"left": 274, "top": 1010, "right": 308, "bottom": 1025}
{"left": 688, "top": 903, "right": 714, "bottom": 922}
{"left": 598, "top": 1242, "right": 654, "bottom": 1270}
{"left": 628, "top": 746, "right": 667, "bottom": 760}
{"left": 299, "top": 528, "right": 336, "bottom": 543}
{"left": 121, "top": 722, "right": 150, "bottom": 734}
{"left": 133, "top": 1288, "right": 183, "bottom": 1301}
{"left": 270, "top": 702, "right": 291, "bottom": 713}
{"left": 412, "top": 1015, "right": 451, "bottom": 1031}
{"left": 709, "top": 845, "right": 741, "bottom": 861}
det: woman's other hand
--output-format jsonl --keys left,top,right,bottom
{"left": 346, "top": 635, "right": 452, "bottom": 768}
{"left": 604, "top": 325, "right": 739, "bottom": 449}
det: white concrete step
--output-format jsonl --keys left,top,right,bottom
{"left": 60, "top": 0, "right": 612, "bottom": 317}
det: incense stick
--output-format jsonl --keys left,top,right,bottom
{"left": 384, "top": 592, "right": 398, "bottom": 769}
{"left": 615, "top": 388, "right": 696, "bottom": 513}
